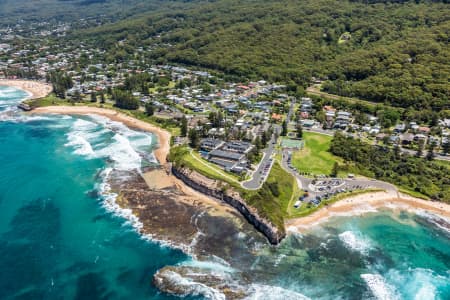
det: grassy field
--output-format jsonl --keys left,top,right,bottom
{"left": 169, "top": 146, "right": 241, "bottom": 187}
{"left": 186, "top": 150, "right": 241, "bottom": 182}
{"left": 243, "top": 161, "right": 297, "bottom": 231}
{"left": 291, "top": 132, "right": 343, "bottom": 175}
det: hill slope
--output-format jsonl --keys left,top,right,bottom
{"left": 74, "top": 0, "right": 449, "bottom": 111}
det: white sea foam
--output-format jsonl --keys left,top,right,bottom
{"left": 245, "top": 284, "right": 311, "bottom": 300}
{"left": 64, "top": 116, "right": 154, "bottom": 171}
{"left": 361, "top": 274, "right": 400, "bottom": 300}
{"left": 72, "top": 118, "right": 98, "bottom": 131}
{"left": 65, "top": 133, "right": 95, "bottom": 156}
{"left": 154, "top": 270, "right": 227, "bottom": 300}
{"left": 97, "top": 168, "right": 192, "bottom": 253}
{"left": 96, "top": 133, "right": 142, "bottom": 171}
{"left": 338, "top": 231, "right": 373, "bottom": 255}
{"left": 273, "top": 254, "right": 286, "bottom": 267}
{"left": 181, "top": 258, "right": 235, "bottom": 274}
{"left": 385, "top": 267, "right": 449, "bottom": 300}
{"left": 416, "top": 211, "right": 450, "bottom": 236}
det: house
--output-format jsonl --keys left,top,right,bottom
{"left": 271, "top": 113, "right": 282, "bottom": 122}
{"left": 302, "top": 119, "right": 315, "bottom": 128}
{"left": 409, "top": 122, "right": 419, "bottom": 132}
{"left": 439, "top": 119, "right": 450, "bottom": 128}
{"left": 400, "top": 133, "right": 414, "bottom": 145}
{"left": 414, "top": 134, "right": 427, "bottom": 141}
{"left": 394, "top": 123, "right": 406, "bottom": 133}
{"left": 300, "top": 111, "right": 309, "bottom": 119}
{"left": 418, "top": 126, "right": 431, "bottom": 135}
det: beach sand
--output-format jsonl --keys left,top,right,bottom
{"left": 287, "top": 190, "right": 450, "bottom": 232}
{"left": 33, "top": 106, "right": 238, "bottom": 218}
{"left": 33, "top": 106, "right": 171, "bottom": 165}
{"left": 0, "top": 79, "right": 53, "bottom": 99}
{"left": 30, "top": 105, "right": 450, "bottom": 236}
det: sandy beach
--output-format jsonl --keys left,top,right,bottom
{"left": 0, "top": 79, "right": 53, "bottom": 99}
{"left": 29, "top": 105, "right": 450, "bottom": 235}
{"left": 287, "top": 190, "right": 450, "bottom": 231}
{"left": 33, "top": 105, "right": 237, "bottom": 218}
{"left": 33, "top": 106, "right": 171, "bottom": 165}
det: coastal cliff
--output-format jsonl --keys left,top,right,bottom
{"left": 172, "top": 166, "right": 286, "bottom": 245}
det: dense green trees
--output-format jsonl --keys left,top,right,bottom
{"left": 180, "top": 116, "right": 188, "bottom": 137}
{"left": 74, "top": 0, "right": 449, "bottom": 112}
{"left": 145, "top": 102, "right": 154, "bottom": 116}
{"left": 112, "top": 89, "right": 139, "bottom": 110}
{"left": 47, "top": 71, "right": 73, "bottom": 98}
{"left": 330, "top": 132, "right": 450, "bottom": 202}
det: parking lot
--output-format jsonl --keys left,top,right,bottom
{"left": 282, "top": 149, "right": 389, "bottom": 209}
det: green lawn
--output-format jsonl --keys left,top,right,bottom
{"left": 169, "top": 146, "right": 241, "bottom": 186}
{"left": 243, "top": 161, "right": 297, "bottom": 231}
{"left": 291, "top": 132, "right": 343, "bottom": 175}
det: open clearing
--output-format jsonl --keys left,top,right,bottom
{"left": 291, "top": 132, "right": 342, "bottom": 175}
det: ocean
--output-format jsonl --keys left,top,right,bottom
{"left": 0, "top": 85, "right": 449, "bottom": 300}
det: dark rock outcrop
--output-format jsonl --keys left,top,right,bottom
{"left": 172, "top": 167, "right": 286, "bottom": 245}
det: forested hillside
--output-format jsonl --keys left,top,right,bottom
{"left": 74, "top": 0, "right": 449, "bottom": 111}
{"left": 0, "top": 0, "right": 171, "bottom": 24}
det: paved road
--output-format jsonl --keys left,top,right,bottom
{"left": 286, "top": 97, "right": 296, "bottom": 123}
{"left": 242, "top": 130, "right": 278, "bottom": 189}
{"left": 280, "top": 148, "right": 398, "bottom": 204}
{"left": 242, "top": 98, "right": 290, "bottom": 190}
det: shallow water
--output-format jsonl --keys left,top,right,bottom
{"left": 0, "top": 86, "right": 449, "bottom": 300}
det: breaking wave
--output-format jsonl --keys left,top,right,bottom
{"left": 361, "top": 274, "right": 400, "bottom": 300}
{"left": 154, "top": 270, "right": 227, "bottom": 300}
{"left": 338, "top": 230, "right": 373, "bottom": 255}
{"left": 64, "top": 116, "right": 155, "bottom": 171}
{"left": 416, "top": 211, "right": 450, "bottom": 236}
{"left": 385, "top": 267, "right": 449, "bottom": 300}
{"left": 244, "top": 284, "right": 311, "bottom": 300}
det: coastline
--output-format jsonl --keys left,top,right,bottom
{"left": 286, "top": 190, "right": 450, "bottom": 232}
{"left": 33, "top": 106, "right": 171, "bottom": 165}
{"left": 0, "top": 79, "right": 53, "bottom": 100}
{"left": 30, "top": 105, "right": 450, "bottom": 238}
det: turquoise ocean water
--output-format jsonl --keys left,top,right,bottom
{"left": 0, "top": 86, "right": 449, "bottom": 299}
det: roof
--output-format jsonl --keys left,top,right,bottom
{"left": 209, "top": 149, "right": 244, "bottom": 161}
{"left": 271, "top": 113, "right": 282, "bottom": 120}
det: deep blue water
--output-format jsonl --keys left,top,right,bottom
{"left": 0, "top": 86, "right": 449, "bottom": 300}
{"left": 0, "top": 86, "right": 188, "bottom": 299}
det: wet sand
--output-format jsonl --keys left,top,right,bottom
{"left": 33, "top": 106, "right": 171, "bottom": 165}
{"left": 287, "top": 190, "right": 450, "bottom": 231}
{"left": 0, "top": 79, "right": 53, "bottom": 99}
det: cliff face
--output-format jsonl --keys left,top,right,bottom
{"left": 172, "top": 166, "right": 286, "bottom": 245}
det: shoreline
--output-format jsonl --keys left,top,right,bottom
{"left": 31, "top": 105, "right": 450, "bottom": 236}
{"left": 286, "top": 190, "right": 450, "bottom": 232}
{"left": 33, "top": 106, "right": 171, "bottom": 165}
{"left": 0, "top": 79, "right": 53, "bottom": 100}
